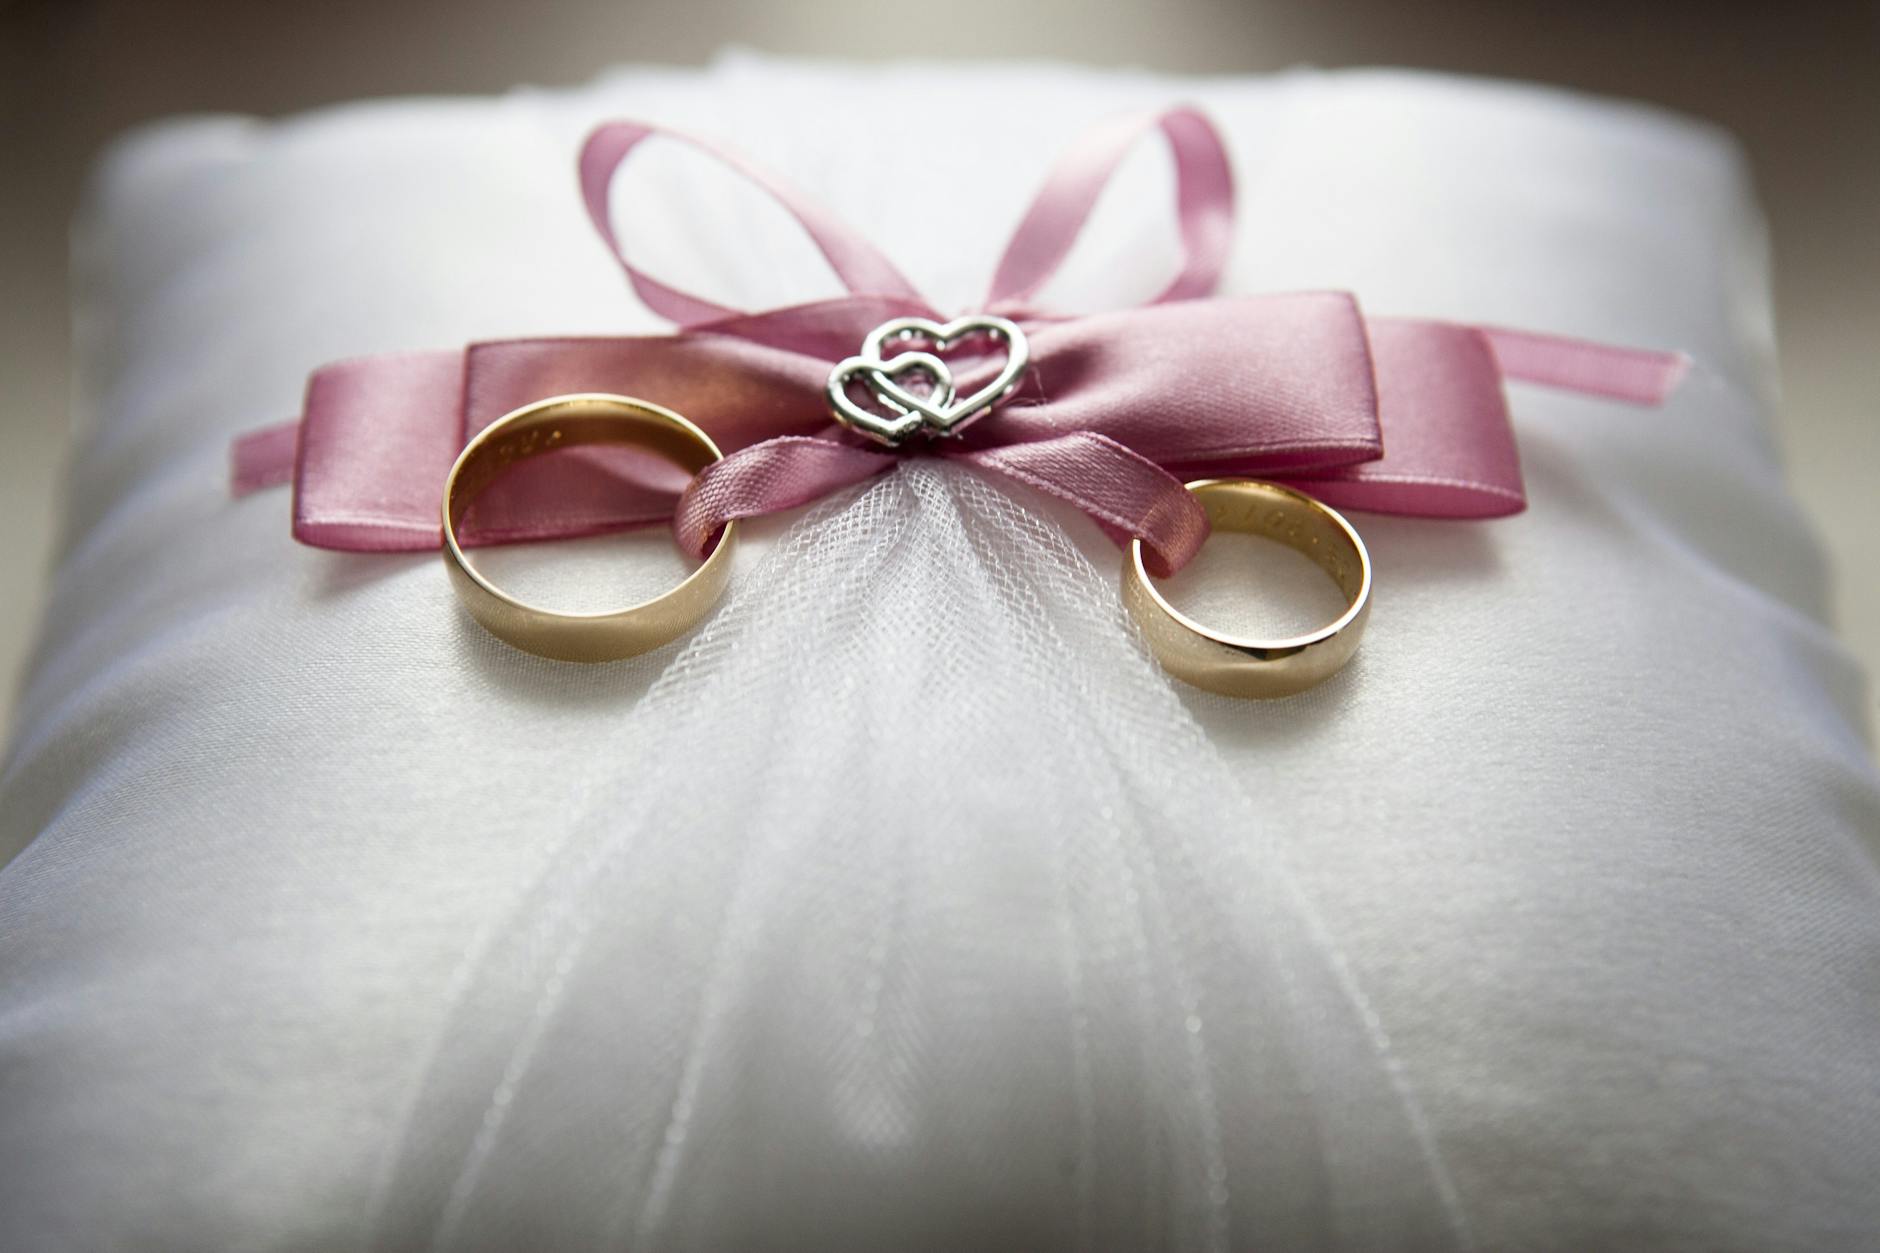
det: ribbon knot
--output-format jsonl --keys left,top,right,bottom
{"left": 232, "top": 106, "right": 1688, "bottom": 578}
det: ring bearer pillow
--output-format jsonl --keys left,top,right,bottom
{"left": 2, "top": 54, "right": 1877, "bottom": 1252}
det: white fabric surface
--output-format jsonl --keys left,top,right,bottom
{"left": 4, "top": 54, "right": 1880, "bottom": 1251}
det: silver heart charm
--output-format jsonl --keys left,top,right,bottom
{"left": 826, "top": 351, "right": 953, "bottom": 446}
{"left": 826, "top": 315, "right": 1029, "bottom": 446}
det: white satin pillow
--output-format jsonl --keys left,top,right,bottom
{"left": 3, "top": 55, "right": 1878, "bottom": 1252}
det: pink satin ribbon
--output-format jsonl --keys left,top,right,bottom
{"left": 231, "top": 107, "right": 1688, "bottom": 576}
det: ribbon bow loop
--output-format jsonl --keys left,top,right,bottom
{"left": 986, "top": 104, "right": 1237, "bottom": 310}
{"left": 579, "top": 120, "right": 927, "bottom": 327}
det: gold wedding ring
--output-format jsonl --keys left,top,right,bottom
{"left": 441, "top": 393, "right": 735, "bottom": 662}
{"left": 1123, "top": 479, "right": 1371, "bottom": 698}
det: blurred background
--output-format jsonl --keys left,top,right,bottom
{"left": 1, "top": 0, "right": 1875, "bottom": 738}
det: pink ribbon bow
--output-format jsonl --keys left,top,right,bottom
{"left": 232, "top": 107, "right": 1688, "bottom": 576}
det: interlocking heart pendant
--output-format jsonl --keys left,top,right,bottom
{"left": 825, "top": 315, "right": 1030, "bottom": 446}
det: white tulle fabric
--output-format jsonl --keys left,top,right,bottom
{"left": 3, "top": 54, "right": 1880, "bottom": 1253}
{"left": 371, "top": 465, "right": 1461, "bottom": 1251}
